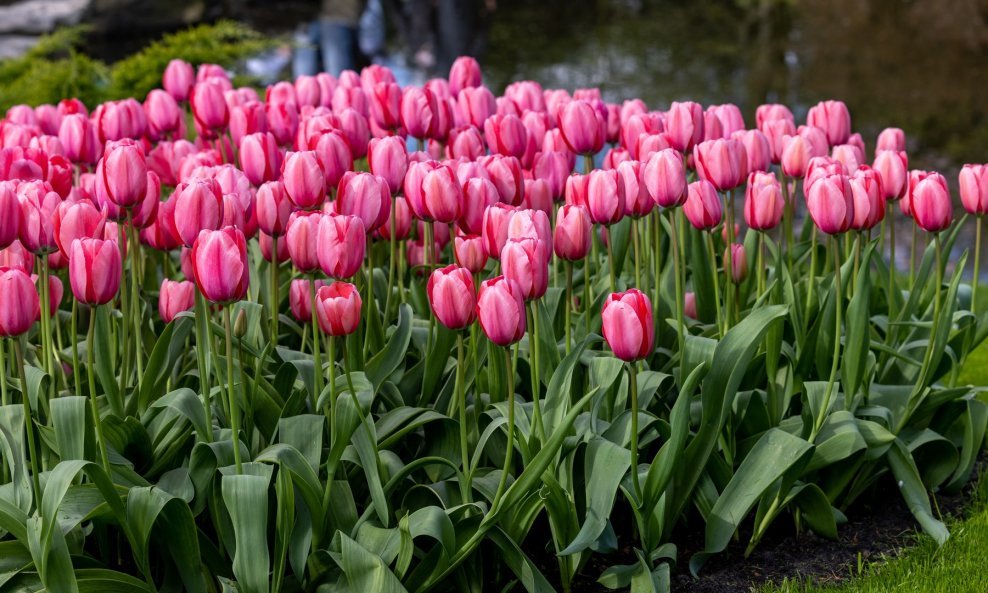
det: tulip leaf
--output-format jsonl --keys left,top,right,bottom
{"left": 222, "top": 473, "right": 271, "bottom": 593}
{"left": 139, "top": 314, "right": 194, "bottom": 412}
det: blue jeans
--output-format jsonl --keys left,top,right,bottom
{"left": 320, "top": 20, "right": 358, "bottom": 76}
{"left": 292, "top": 21, "right": 321, "bottom": 78}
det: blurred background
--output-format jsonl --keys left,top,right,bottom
{"left": 1, "top": 0, "right": 986, "bottom": 175}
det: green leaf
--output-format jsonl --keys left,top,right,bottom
{"left": 138, "top": 314, "right": 194, "bottom": 412}
{"left": 887, "top": 438, "right": 949, "bottom": 544}
{"left": 366, "top": 304, "right": 413, "bottom": 390}
{"left": 842, "top": 246, "right": 873, "bottom": 400}
{"left": 94, "top": 306, "right": 122, "bottom": 416}
{"left": 337, "top": 533, "right": 409, "bottom": 593}
{"left": 51, "top": 396, "right": 88, "bottom": 461}
{"left": 222, "top": 473, "right": 271, "bottom": 593}
{"left": 560, "top": 437, "right": 631, "bottom": 555}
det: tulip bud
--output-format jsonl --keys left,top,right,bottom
{"left": 456, "top": 86, "right": 497, "bottom": 128}
{"left": 315, "top": 282, "right": 362, "bottom": 336}
{"left": 501, "top": 238, "right": 550, "bottom": 301}
{"left": 454, "top": 234, "right": 488, "bottom": 273}
{"left": 724, "top": 244, "right": 748, "bottom": 284}
{"left": 283, "top": 151, "right": 327, "bottom": 210}
{"left": 285, "top": 210, "right": 322, "bottom": 273}
{"left": 240, "top": 132, "right": 283, "bottom": 186}
{"left": 684, "top": 292, "right": 698, "bottom": 320}
{"left": 735, "top": 129, "right": 771, "bottom": 174}
{"left": 586, "top": 169, "right": 624, "bottom": 225}
{"left": 234, "top": 308, "right": 248, "bottom": 337}
{"left": 311, "top": 129, "right": 353, "bottom": 190}
{"left": 97, "top": 141, "right": 148, "bottom": 209}
{"left": 0, "top": 182, "right": 21, "bottom": 250}
{"left": 0, "top": 268, "right": 39, "bottom": 337}
{"left": 761, "top": 119, "right": 796, "bottom": 165}
{"left": 448, "top": 125, "right": 486, "bottom": 160}
{"left": 806, "top": 100, "right": 851, "bottom": 147}
{"left": 601, "top": 289, "right": 654, "bottom": 361}
{"left": 368, "top": 82, "right": 402, "bottom": 131}
{"left": 190, "top": 79, "right": 230, "bottom": 138}
{"left": 460, "top": 178, "right": 501, "bottom": 236}
{"left": 53, "top": 200, "right": 106, "bottom": 257}
{"left": 683, "top": 180, "right": 722, "bottom": 231}
{"left": 289, "top": 278, "right": 326, "bottom": 323}
{"left": 872, "top": 150, "right": 908, "bottom": 201}
{"left": 806, "top": 173, "right": 854, "bottom": 234}
{"left": 428, "top": 264, "right": 477, "bottom": 330}
{"left": 191, "top": 227, "right": 249, "bottom": 304}
{"left": 693, "top": 138, "right": 747, "bottom": 192}
{"left": 481, "top": 154, "right": 525, "bottom": 206}
{"left": 617, "top": 160, "right": 654, "bottom": 218}
{"left": 743, "top": 171, "right": 784, "bottom": 231}
{"left": 318, "top": 214, "right": 366, "bottom": 279}
{"left": 477, "top": 275, "right": 526, "bottom": 346}
{"left": 910, "top": 171, "right": 952, "bottom": 233}
{"left": 449, "top": 56, "right": 482, "bottom": 96}
{"left": 849, "top": 166, "right": 886, "bottom": 231}
{"left": 559, "top": 100, "right": 606, "bottom": 156}
{"left": 484, "top": 114, "right": 528, "bottom": 159}
{"left": 159, "top": 279, "right": 195, "bottom": 323}
{"left": 368, "top": 136, "right": 408, "bottom": 195}
{"left": 876, "top": 127, "right": 906, "bottom": 152}
{"left": 553, "top": 204, "right": 592, "bottom": 261}
{"left": 664, "top": 101, "right": 704, "bottom": 152}
{"left": 755, "top": 104, "right": 794, "bottom": 129}
{"left": 163, "top": 59, "right": 195, "bottom": 102}
{"left": 174, "top": 177, "right": 224, "bottom": 246}
{"left": 960, "top": 164, "right": 988, "bottom": 216}
{"left": 144, "top": 90, "right": 183, "bottom": 141}
{"left": 69, "top": 238, "right": 122, "bottom": 305}
{"left": 17, "top": 186, "right": 60, "bottom": 254}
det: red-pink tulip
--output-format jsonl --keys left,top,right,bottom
{"left": 460, "top": 177, "right": 501, "bottom": 235}
{"left": 615, "top": 160, "right": 653, "bottom": 218}
{"left": 755, "top": 104, "right": 794, "bottom": 128}
{"left": 173, "top": 177, "right": 224, "bottom": 246}
{"left": 337, "top": 171, "right": 391, "bottom": 232}
{"left": 428, "top": 264, "right": 477, "bottom": 330}
{"left": 97, "top": 140, "right": 148, "bottom": 209}
{"left": 289, "top": 278, "right": 326, "bottom": 323}
{"left": 368, "top": 82, "right": 402, "bottom": 131}
{"left": 735, "top": 129, "right": 771, "bottom": 174}
{"left": 34, "top": 273, "right": 62, "bottom": 319}
{"left": 311, "top": 129, "right": 352, "bottom": 190}
{"left": 449, "top": 56, "right": 482, "bottom": 96}
{"left": 53, "top": 200, "right": 106, "bottom": 256}
{"left": 482, "top": 202, "right": 515, "bottom": 259}
{"left": 144, "top": 89, "right": 183, "bottom": 141}
{"left": 447, "top": 125, "right": 486, "bottom": 160}
{"left": 315, "top": 282, "right": 362, "bottom": 336}
{"left": 806, "top": 100, "right": 851, "bottom": 147}
{"left": 482, "top": 154, "right": 524, "bottom": 206}
{"left": 69, "top": 238, "right": 121, "bottom": 305}
{"left": 665, "top": 101, "right": 704, "bottom": 152}
{"left": 553, "top": 204, "right": 592, "bottom": 261}
{"left": 190, "top": 79, "right": 230, "bottom": 138}
{"left": 642, "top": 148, "right": 687, "bottom": 208}
{"left": 0, "top": 182, "right": 20, "bottom": 249}
{"left": 159, "top": 279, "right": 195, "bottom": 323}
{"left": 476, "top": 275, "right": 526, "bottom": 346}
{"left": 17, "top": 186, "right": 60, "bottom": 254}
{"left": 255, "top": 181, "right": 293, "bottom": 237}
{"left": 0, "top": 268, "right": 38, "bottom": 337}
{"left": 780, "top": 134, "right": 814, "bottom": 178}
{"left": 190, "top": 227, "right": 249, "bottom": 303}
{"left": 960, "top": 164, "right": 988, "bottom": 216}
{"left": 484, "top": 114, "right": 528, "bottom": 158}
{"left": 744, "top": 171, "right": 784, "bottom": 231}
{"left": 910, "top": 171, "right": 952, "bottom": 233}
{"left": 454, "top": 233, "right": 488, "bottom": 273}
{"left": 163, "top": 59, "right": 195, "bottom": 102}
{"left": 367, "top": 136, "right": 407, "bottom": 195}
{"left": 831, "top": 143, "right": 863, "bottom": 175}
{"left": 684, "top": 292, "right": 698, "bottom": 320}
{"left": 849, "top": 166, "right": 886, "bottom": 231}
{"left": 876, "top": 127, "right": 906, "bottom": 152}
{"left": 285, "top": 210, "right": 322, "bottom": 273}
{"left": 501, "top": 238, "right": 549, "bottom": 301}
{"left": 872, "top": 150, "right": 908, "bottom": 201}
{"left": 523, "top": 178, "right": 553, "bottom": 215}
{"left": 94, "top": 98, "right": 148, "bottom": 143}
{"left": 684, "top": 180, "right": 723, "bottom": 230}
{"left": 806, "top": 173, "right": 854, "bottom": 234}
{"left": 239, "top": 132, "right": 282, "bottom": 186}
{"left": 417, "top": 163, "right": 463, "bottom": 223}
{"left": 601, "top": 289, "right": 654, "bottom": 362}
{"left": 761, "top": 119, "right": 796, "bottom": 165}
{"left": 456, "top": 86, "right": 496, "bottom": 128}
{"left": 400, "top": 86, "right": 438, "bottom": 139}
{"left": 693, "top": 138, "right": 747, "bottom": 192}
{"left": 586, "top": 169, "right": 624, "bottom": 225}
{"left": 506, "top": 208, "right": 551, "bottom": 246}
{"left": 559, "top": 100, "right": 606, "bottom": 156}
{"left": 282, "top": 151, "right": 326, "bottom": 210}
{"left": 724, "top": 244, "right": 748, "bottom": 284}
{"left": 317, "top": 214, "right": 366, "bottom": 279}
{"left": 47, "top": 155, "right": 72, "bottom": 199}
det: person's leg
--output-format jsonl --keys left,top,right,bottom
{"left": 320, "top": 19, "right": 357, "bottom": 75}
{"left": 292, "top": 21, "right": 320, "bottom": 77}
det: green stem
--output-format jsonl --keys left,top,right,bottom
{"left": 14, "top": 339, "right": 43, "bottom": 504}
{"left": 724, "top": 190, "right": 736, "bottom": 328}
{"left": 270, "top": 236, "right": 279, "bottom": 341}
{"left": 128, "top": 216, "right": 144, "bottom": 392}
{"left": 455, "top": 333, "right": 471, "bottom": 500}
{"left": 363, "top": 238, "right": 375, "bottom": 358}
{"left": 804, "top": 225, "right": 819, "bottom": 338}
{"left": 223, "top": 306, "right": 243, "bottom": 474}
{"left": 310, "top": 274, "right": 323, "bottom": 412}
{"left": 670, "top": 210, "right": 686, "bottom": 355}
{"left": 489, "top": 346, "right": 515, "bottom": 512}
{"left": 583, "top": 254, "right": 592, "bottom": 335}
{"left": 194, "top": 291, "right": 214, "bottom": 442}
{"left": 565, "top": 262, "right": 573, "bottom": 354}
{"left": 910, "top": 224, "right": 917, "bottom": 286}
{"left": 810, "top": 237, "right": 843, "bottom": 441}
{"left": 425, "top": 222, "right": 435, "bottom": 353}
{"left": 118, "top": 224, "right": 130, "bottom": 398}
{"left": 528, "top": 302, "right": 545, "bottom": 445}
{"left": 653, "top": 209, "right": 663, "bottom": 346}
{"left": 888, "top": 202, "right": 897, "bottom": 320}
{"left": 384, "top": 198, "right": 398, "bottom": 322}
{"left": 757, "top": 232, "right": 765, "bottom": 297}
{"left": 71, "top": 299, "right": 81, "bottom": 397}
{"left": 782, "top": 175, "right": 794, "bottom": 270}
{"left": 84, "top": 313, "right": 111, "bottom": 473}
{"left": 328, "top": 336, "right": 337, "bottom": 437}
{"left": 628, "top": 362, "right": 641, "bottom": 502}
{"left": 974, "top": 217, "right": 982, "bottom": 314}
{"left": 605, "top": 226, "right": 617, "bottom": 293}
{"left": 39, "top": 254, "right": 54, "bottom": 397}
{"left": 706, "top": 233, "right": 724, "bottom": 338}
{"left": 632, "top": 218, "right": 642, "bottom": 289}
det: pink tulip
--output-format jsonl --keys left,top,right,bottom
{"left": 69, "top": 238, "right": 122, "bottom": 305}
{"left": 744, "top": 171, "right": 784, "bottom": 231}
{"left": 613, "top": 160, "right": 651, "bottom": 218}
{"left": 642, "top": 148, "right": 687, "bottom": 208}
{"left": 735, "top": 129, "right": 771, "bottom": 174}
{"left": 849, "top": 166, "right": 886, "bottom": 231}
{"left": 587, "top": 169, "right": 624, "bottom": 225}
{"left": 53, "top": 200, "right": 106, "bottom": 256}
{"left": 230, "top": 101, "right": 268, "bottom": 146}
{"left": 872, "top": 150, "right": 908, "bottom": 201}
{"left": 806, "top": 173, "right": 854, "bottom": 234}
{"left": 601, "top": 289, "right": 654, "bottom": 362}
{"left": 337, "top": 171, "right": 391, "bottom": 232}
{"left": 482, "top": 203, "right": 515, "bottom": 260}
{"left": 428, "top": 264, "right": 477, "bottom": 330}
{"left": 449, "top": 56, "right": 482, "bottom": 96}
{"left": 476, "top": 275, "right": 527, "bottom": 346}
{"left": 806, "top": 100, "right": 851, "bottom": 147}
{"left": 367, "top": 136, "right": 408, "bottom": 195}
{"left": 506, "top": 208, "right": 551, "bottom": 246}
{"left": 282, "top": 151, "right": 326, "bottom": 209}
{"left": 0, "top": 268, "right": 39, "bottom": 337}
{"left": 94, "top": 98, "right": 147, "bottom": 143}
{"left": 454, "top": 233, "right": 488, "bottom": 273}
{"left": 190, "top": 79, "right": 230, "bottom": 138}
{"left": 910, "top": 171, "right": 952, "bottom": 233}
{"left": 368, "top": 82, "right": 402, "bottom": 131}
{"left": 190, "top": 227, "right": 249, "bottom": 304}
{"left": 163, "top": 59, "right": 195, "bottom": 102}
{"left": 400, "top": 86, "right": 439, "bottom": 139}
{"left": 460, "top": 178, "right": 501, "bottom": 236}
{"left": 407, "top": 239, "right": 440, "bottom": 273}
{"left": 553, "top": 204, "right": 592, "bottom": 261}
{"left": 289, "top": 278, "right": 326, "bottom": 323}
{"left": 831, "top": 143, "right": 863, "bottom": 175}
{"left": 159, "top": 279, "right": 195, "bottom": 323}
{"left": 693, "top": 138, "right": 747, "bottom": 192}
{"left": 724, "top": 244, "right": 748, "bottom": 284}
{"left": 0, "top": 182, "right": 20, "bottom": 249}
{"left": 239, "top": 132, "right": 282, "bottom": 186}
{"left": 684, "top": 180, "right": 723, "bottom": 230}
{"left": 410, "top": 162, "right": 462, "bottom": 223}
{"left": 523, "top": 178, "right": 553, "bottom": 215}
{"left": 761, "top": 119, "right": 796, "bottom": 165}
{"left": 285, "top": 211, "right": 322, "bottom": 273}
{"left": 17, "top": 185, "right": 60, "bottom": 254}
{"left": 144, "top": 89, "right": 183, "bottom": 141}
{"left": 378, "top": 196, "right": 412, "bottom": 241}
{"left": 481, "top": 154, "right": 525, "bottom": 206}
{"left": 797, "top": 125, "right": 830, "bottom": 158}
{"left": 559, "top": 100, "right": 606, "bottom": 156}
{"left": 755, "top": 104, "right": 794, "bottom": 128}
{"left": 294, "top": 75, "right": 322, "bottom": 107}
{"left": 876, "top": 127, "right": 906, "bottom": 152}
{"left": 532, "top": 151, "right": 571, "bottom": 200}
{"left": 448, "top": 125, "right": 486, "bottom": 160}
{"left": 484, "top": 114, "right": 528, "bottom": 158}
{"left": 317, "top": 214, "right": 366, "bottom": 279}
{"left": 311, "top": 129, "right": 353, "bottom": 190}
{"left": 621, "top": 112, "right": 663, "bottom": 159}
{"left": 501, "top": 238, "right": 550, "bottom": 301}
{"left": 664, "top": 101, "right": 704, "bottom": 152}
{"left": 255, "top": 181, "right": 293, "bottom": 237}
{"left": 456, "top": 86, "right": 497, "bottom": 128}
{"left": 259, "top": 231, "right": 289, "bottom": 263}
{"left": 780, "top": 134, "right": 814, "bottom": 178}
{"left": 684, "top": 292, "right": 698, "bottom": 320}
{"left": 173, "top": 178, "right": 224, "bottom": 246}
{"left": 960, "top": 164, "right": 988, "bottom": 216}
{"left": 33, "top": 273, "right": 61, "bottom": 319}
{"left": 314, "top": 282, "right": 362, "bottom": 336}
{"left": 97, "top": 140, "right": 148, "bottom": 209}
{"left": 266, "top": 101, "right": 300, "bottom": 146}
{"left": 47, "top": 155, "right": 72, "bottom": 199}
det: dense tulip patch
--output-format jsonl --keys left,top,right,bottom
{"left": 0, "top": 55, "right": 985, "bottom": 593}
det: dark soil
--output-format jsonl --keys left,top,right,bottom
{"left": 522, "top": 466, "right": 980, "bottom": 593}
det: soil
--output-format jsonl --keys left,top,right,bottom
{"left": 522, "top": 466, "right": 980, "bottom": 593}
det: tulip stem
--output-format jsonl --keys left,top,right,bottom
{"left": 118, "top": 223, "right": 130, "bottom": 399}
{"left": 670, "top": 211, "right": 686, "bottom": 356}
{"left": 363, "top": 238, "right": 375, "bottom": 359}
{"left": 975, "top": 217, "right": 982, "bottom": 315}
{"left": 84, "top": 312, "right": 111, "bottom": 474}
{"left": 223, "top": 306, "right": 243, "bottom": 474}
{"left": 910, "top": 225, "right": 917, "bottom": 286}
{"left": 270, "top": 236, "right": 280, "bottom": 341}
{"left": 128, "top": 216, "right": 144, "bottom": 392}
{"left": 724, "top": 190, "right": 736, "bottom": 329}
{"left": 13, "top": 338, "right": 43, "bottom": 505}
{"left": 627, "top": 362, "right": 641, "bottom": 503}
{"left": 565, "top": 262, "right": 574, "bottom": 354}
{"left": 425, "top": 223, "right": 435, "bottom": 354}
{"left": 71, "top": 299, "right": 81, "bottom": 397}
{"left": 810, "top": 237, "right": 843, "bottom": 441}
{"left": 527, "top": 302, "right": 545, "bottom": 445}
{"left": 804, "top": 225, "right": 819, "bottom": 337}
{"left": 632, "top": 219, "right": 642, "bottom": 289}
{"left": 194, "top": 291, "right": 214, "bottom": 442}
{"left": 310, "top": 275, "right": 323, "bottom": 412}
{"left": 384, "top": 198, "right": 398, "bottom": 322}
{"left": 490, "top": 346, "right": 515, "bottom": 513}
{"left": 39, "top": 254, "right": 54, "bottom": 399}
{"left": 455, "top": 333, "right": 471, "bottom": 501}
{"left": 605, "top": 225, "right": 617, "bottom": 293}
{"left": 757, "top": 232, "right": 766, "bottom": 297}
{"left": 782, "top": 175, "right": 794, "bottom": 270}
{"left": 583, "top": 254, "right": 592, "bottom": 335}
{"left": 653, "top": 209, "right": 663, "bottom": 347}
{"left": 706, "top": 233, "right": 724, "bottom": 338}
{"left": 888, "top": 202, "right": 897, "bottom": 320}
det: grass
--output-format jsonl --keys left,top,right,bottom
{"left": 758, "top": 338, "right": 988, "bottom": 593}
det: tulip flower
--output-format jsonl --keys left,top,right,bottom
{"left": 849, "top": 166, "right": 886, "bottom": 231}
{"left": 506, "top": 209, "right": 552, "bottom": 246}
{"left": 174, "top": 178, "right": 224, "bottom": 247}
{"left": 484, "top": 114, "right": 528, "bottom": 159}
{"left": 428, "top": 265, "right": 477, "bottom": 330}
{"left": 400, "top": 86, "right": 439, "bottom": 140}
{"left": 0, "top": 182, "right": 20, "bottom": 250}
{"left": 755, "top": 104, "right": 795, "bottom": 128}
{"left": 806, "top": 100, "right": 851, "bottom": 147}
{"left": 69, "top": 238, "right": 122, "bottom": 305}
{"left": 289, "top": 278, "right": 326, "bottom": 323}
{"left": 665, "top": 101, "right": 704, "bottom": 152}
{"left": 285, "top": 211, "right": 322, "bottom": 273}
{"left": 724, "top": 244, "right": 748, "bottom": 284}
{"left": 240, "top": 132, "right": 283, "bottom": 186}
{"left": 163, "top": 59, "right": 195, "bottom": 101}
{"left": 617, "top": 160, "right": 654, "bottom": 218}
{"left": 283, "top": 151, "right": 327, "bottom": 210}
{"left": 910, "top": 171, "right": 952, "bottom": 233}
{"left": 449, "top": 56, "right": 482, "bottom": 96}
{"left": 448, "top": 125, "right": 486, "bottom": 160}
{"left": 762, "top": 119, "right": 796, "bottom": 165}
{"left": 97, "top": 141, "right": 148, "bottom": 209}
{"left": 368, "top": 136, "right": 408, "bottom": 195}
{"left": 0, "top": 268, "right": 39, "bottom": 337}
{"left": 684, "top": 180, "right": 723, "bottom": 230}
{"left": 501, "top": 238, "right": 550, "bottom": 301}
{"left": 312, "top": 129, "right": 353, "bottom": 189}
{"left": 877, "top": 127, "right": 906, "bottom": 152}
{"left": 457, "top": 86, "right": 497, "bottom": 128}
{"left": 378, "top": 196, "right": 412, "bottom": 241}
{"left": 477, "top": 276, "right": 527, "bottom": 346}
{"left": 159, "top": 279, "right": 195, "bottom": 323}
{"left": 806, "top": 173, "right": 854, "bottom": 235}
{"left": 417, "top": 163, "right": 462, "bottom": 224}
{"left": 960, "top": 164, "right": 988, "bottom": 309}
{"left": 190, "top": 79, "right": 230, "bottom": 138}
{"left": 317, "top": 214, "right": 366, "bottom": 279}
{"left": 17, "top": 186, "right": 60, "bottom": 255}
{"left": 144, "top": 89, "right": 183, "bottom": 141}
{"left": 190, "top": 227, "right": 249, "bottom": 304}
{"left": 559, "top": 100, "right": 606, "bottom": 156}
{"left": 602, "top": 289, "right": 654, "bottom": 362}
{"left": 872, "top": 150, "right": 908, "bottom": 201}
{"left": 53, "top": 200, "right": 106, "bottom": 257}
{"left": 482, "top": 154, "right": 525, "bottom": 206}
{"left": 460, "top": 178, "right": 501, "bottom": 236}
{"left": 744, "top": 172, "right": 785, "bottom": 231}
{"left": 684, "top": 292, "right": 698, "bottom": 320}
{"left": 368, "top": 82, "right": 402, "bottom": 131}
{"left": 586, "top": 169, "right": 624, "bottom": 225}
{"left": 693, "top": 138, "right": 747, "bottom": 192}
{"left": 735, "top": 129, "right": 771, "bottom": 174}
{"left": 315, "top": 282, "right": 362, "bottom": 336}
{"left": 642, "top": 148, "right": 687, "bottom": 208}
{"left": 230, "top": 101, "right": 268, "bottom": 146}
{"left": 336, "top": 171, "right": 391, "bottom": 232}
